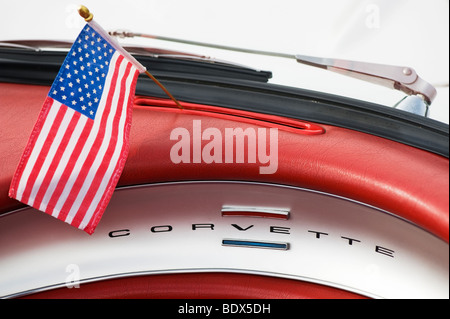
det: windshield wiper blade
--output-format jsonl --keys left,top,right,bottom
{"left": 109, "top": 30, "right": 296, "bottom": 60}
{"left": 0, "top": 42, "right": 41, "bottom": 51}
{"left": 110, "top": 30, "right": 437, "bottom": 116}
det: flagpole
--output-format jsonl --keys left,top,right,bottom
{"left": 78, "top": 5, "right": 183, "bottom": 110}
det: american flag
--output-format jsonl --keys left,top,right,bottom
{"left": 9, "top": 23, "right": 145, "bottom": 234}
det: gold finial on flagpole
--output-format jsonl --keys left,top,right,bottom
{"left": 78, "top": 5, "right": 93, "bottom": 22}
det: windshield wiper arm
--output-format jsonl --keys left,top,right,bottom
{"left": 294, "top": 54, "right": 436, "bottom": 105}
{"left": 110, "top": 30, "right": 437, "bottom": 115}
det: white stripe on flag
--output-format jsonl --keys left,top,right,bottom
{"left": 52, "top": 52, "right": 122, "bottom": 220}
{"left": 39, "top": 112, "right": 88, "bottom": 212}
{"left": 28, "top": 107, "right": 76, "bottom": 206}
{"left": 64, "top": 53, "right": 131, "bottom": 225}
{"left": 79, "top": 62, "right": 138, "bottom": 230}
{"left": 15, "top": 101, "right": 62, "bottom": 202}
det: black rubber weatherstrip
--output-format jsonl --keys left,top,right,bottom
{"left": 1, "top": 47, "right": 448, "bottom": 157}
{"left": 0, "top": 47, "right": 272, "bottom": 84}
{"left": 135, "top": 75, "right": 449, "bottom": 158}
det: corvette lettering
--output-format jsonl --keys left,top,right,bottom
{"left": 108, "top": 223, "right": 395, "bottom": 258}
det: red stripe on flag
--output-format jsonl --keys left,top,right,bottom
{"left": 19, "top": 105, "right": 67, "bottom": 205}
{"left": 84, "top": 67, "right": 140, "bottom": 234}
{"left": 71, "top": 61, "right": 133, "bottom": 229}
{"left": 56, "top": 55, "right": 125, "bottom": 222}
{"left": 32, "top": 110, "right": 82, "bottom": 210}
{"left": 8, "top": 97, "right": 53, "bottom": 199}
{"left": 44, "top": 117, "right": 94, "bottom": 217}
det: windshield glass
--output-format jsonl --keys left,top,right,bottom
{"left": 1, "top": 0, "right": 448, "bottom": 123}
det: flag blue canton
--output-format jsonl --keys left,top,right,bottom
{"left": 49, "top": 24, "right": 116, "bottom": 119}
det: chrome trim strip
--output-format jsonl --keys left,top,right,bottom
{"left": 221, "top": 205, "right": 290, "bottom": 220}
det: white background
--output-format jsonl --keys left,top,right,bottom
{"left": 1, "top": 0, "right": 448, "bottom": 123}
